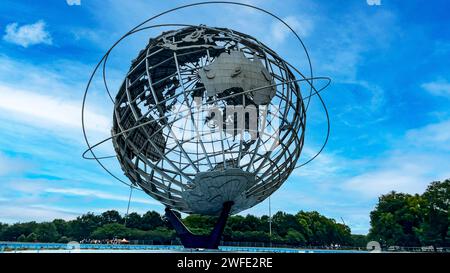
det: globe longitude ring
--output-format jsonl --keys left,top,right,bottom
{"left": 82, "top": 3, "right": 330, "bottom": 217}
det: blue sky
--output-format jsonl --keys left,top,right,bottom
{"left": 0, "top": 0, "right": 449, "bottom": 234}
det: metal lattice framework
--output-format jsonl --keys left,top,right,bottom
{"left": 82, "top": 2, "right": 332, "bottom": 218}
{"left": 111, "top": 26, "right": 305, "bottom": 214}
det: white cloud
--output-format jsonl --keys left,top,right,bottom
{"left": 0, "top": 204, "right": 80, "bottom": 223}
{"left": 3, "top": 20, "right": 52, "bottom": 47}
{"left": 0, "top": 153, "right": 31, "bottom": 176}
{"left": 312, "top": 9, "right": 396, "bottom": 82}
{"left": 331, "top": 80, "right": 387, "bottom": 126}
{"left": 3, "top": 179, "right": 48, "bottom": 194}
{"left": 293, "top": 148, "right": 346, "bottom": 179}
{"left": 406, "top": 119, "right": 450, "bottom": 151}
{"left": 66, "top": 0, "right": 81, "bottom": 6}
{"left": 0, "top": 85, "right": 111, "bottom": 134}
{"left": 270, "top": 16, "right": 314, "bottom": 44}
{"left": 421, "top": 80, "right": 450, "bottom": 98}
{"left": 0, "top": 56, "right": 117, "bottom": 145}
{"left": 343, "top": 168, "right": 427, "bottom": 198}
{"left": 45, "top": 187, "right": 161, "bottom": 206}
{"left": 367, "top": 0, "right": 381, "bottom": 6}
{"left": 342, "top": 129, "right": 450, "bottom": 198}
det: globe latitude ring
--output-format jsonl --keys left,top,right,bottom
{"left": 81, "top": 2, "right": 331, "bottom": 216}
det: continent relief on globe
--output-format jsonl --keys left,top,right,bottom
{"left": 198, "top": 51, "right": 276, "bottom": 105}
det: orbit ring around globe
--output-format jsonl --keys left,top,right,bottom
{"left": 81, "top": 2, "right": 331, "bottom": 216}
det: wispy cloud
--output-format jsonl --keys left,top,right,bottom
{"left": 0, "top": 85, "right": 110, "bottom": 134}
{"left": 304, "top": 6, "right": 396, "bottom": 83}
{"left": 421, "top": 80, "right": 450, "bottom": 98}
{"left": 3, "top": 20, "right": 52, "bottom": 48}
{"left": 406, "top": 119, "right": 450, "bottom": 151}
{"left": 45, "top": 187, "right": 161, "bottom": 206}
{"left": 0, "top": 56, "right": 114, "bottom": 148}
{"left": 293, "top": 148, "right": 359, "bottom": 180}
{"left": 0, "top": 204, "right": 81, "bottom": 223}
{"left": 342, "top": 127, "right": 450, "bottom": 198}
{"left": 66, "top": 0, "right": 81, "bottom": 6}
{"left": 270, "top": 15, "right": 314, "bottom": 44}
{"left": 0, "top": 152, "right": 31, "bottom": 176}
{"left": 342, "top": 164, "right": 428, "bottom": 198}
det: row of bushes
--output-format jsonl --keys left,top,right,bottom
{"left": 0, "top": 209, "right": 360, "bottom": 247}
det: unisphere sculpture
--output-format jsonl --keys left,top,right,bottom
{"left": 82, "top": 16, "right": 331, "bottom": 248}
{"left": 112, "top": 26, "right": 305, "bottom": 217}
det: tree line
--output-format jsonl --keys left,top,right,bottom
{"left": 2, "top": 179, "right": 446, "bottom": 248}
{"left": 368, "top": 179, "right": 449, "bottom": 248}
{"left": 0, "top": 209, "right": 359, "bottom": 247}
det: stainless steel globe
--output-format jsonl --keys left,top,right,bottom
{"left": 111, "top": 25, "right": 306, "bottom": 215}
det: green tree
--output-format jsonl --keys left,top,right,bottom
{"left": 231, "top": 230, "right": 270, "bottom": 242}
{"left": 369, "top": 192, "right": 426, "bottom": 246}
{"left": 52, "top": 219, "right": 68, "bottom": 237}
{"left": 0, "top": 222, "right": 38, "bottom": 241}
{"left": 67, "top": 213, "right": 102, "bottom": 240}
{"left": 0, "top": 222, "right": 7, "bottom": 236}
{"left": 124, "top": 212, "right": 142, "bottom": 229}
{"left": 351, "top": 234, "right": 368, "bottom": 247}
{"left": 285, "top": 228, "right": 306, "bottom": 245}
{"left": 241, "top": 215, "right": 264, "bottom": 232}
{"left": 184, "top": 214, "right": 216, "bottom": 230}
{"left": 26, "top": 232, "right": 37, "bottom": 242}
{"left": 0, "top": 207, "right": 355, "bottom": 246}
{"left": 58, "top": 236, "right": 71, "bottom": 243}
{"left": 91, "top": 223, "right": 129, "bottom": 240}
{"left": 101, "top": 210, "right": 123, "bottom": 225}
{"left": 35, "top": 222, "right": 59, "bottom": 242}
{"left": 295, "top": 211, "right": 314, "bottom": 243}
{"left": 143, "top": 227, "right": 176, "bottom": 244}
{"left": 227, "top": 215, "right": 246, "bottom": 232}
{"left": 296, "top": 211, "right": 333, "bottom": 246}
{"left": 17, "top": 234, "right": 27, "bottom": 242}
{"left": 332, "top": 223, "right": 352, "bottom": 245}
{"left": 141, "top": 211, "right": 164, "bottom": 230}
{"left": 416, "top": 180, "right": 450, "bottom": 247}
{"left": 272, "top": 211, "right": 300, "bottom": 237}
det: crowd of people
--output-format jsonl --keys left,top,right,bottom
{"left": 79, "top": 238, "right": 130, "bottom": 245}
